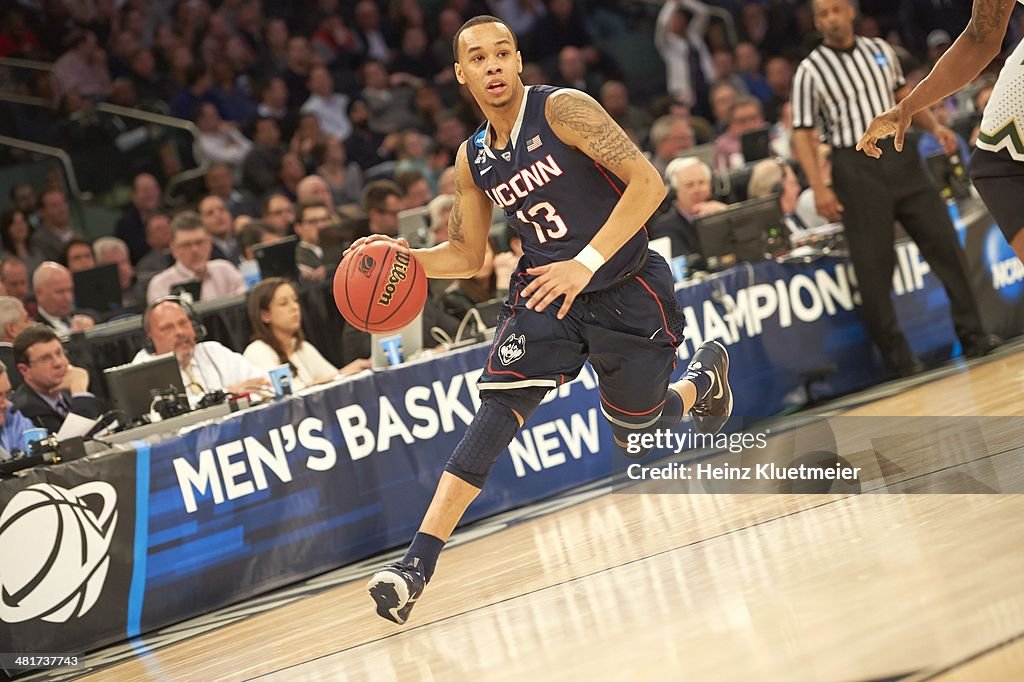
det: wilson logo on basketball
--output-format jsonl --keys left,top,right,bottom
{"left": 358, "top": 254, "right": 376, "bottom": 277}
{"left": 377, "top": 251, "right": 412, "bottom": 306}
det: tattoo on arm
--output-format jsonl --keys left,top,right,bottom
{"left": 548, "top": 92, "right": 640, "bottom": 167}
{"left": 447, "top": 173, "right": 464, "bottom": 244}
{"left": 967, "top": 0, "right": 1012, "bottom": 44}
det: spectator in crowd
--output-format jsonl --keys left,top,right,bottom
{"left": 133, "top": 297, "right": 269, "bottom": 408}
{"left": 345, "top": 97, "right": 391, "bottom": 170}
{"left": 712, "top": 50, "right": 749, "bottom": 99}
{"left": 262, "top": 194, "right": 295, "bottom": 236}
{"left": 283, "top": 35, "right": 313, "bottom": 110}
{"left": 0, "top": 257, "right": 31, "bottom": 311}
{"left": 276, "top": 152, "right": 307, "bottom": 203}
{"left": 710, "top": 80, "right": 740, "bottom": 130}
{"left": 12, "top": 324, "right": 103, "bottom": 434}
{"left": 244, "top": 278, "right": 370, "bottom": 390}
{"left": 130, "top": 46, "right": 175, "bottom": 106}
{"left": 52, "top": 30, "right": 111, "bottom": 100}
{"left": 735, "top": 41, "right": 772, "bottom": 103}
{"left": 437, "top": 165, "right": 457, "bottom": 196}
{"left": 793, "top": 143, "right": 832, "bottom": 229}
{"left": 917, "top": 99, "right": 972, "bottom": 167}
{"left": 198, "top": 195, "right": 241, "bottom": 264}
{"left": 195, "top": 102, "right": 253, "bottom": 172}
{"left": 0, "top": 296, "right": 32, "bottom": 391}
{"left": 353, "top": 0, "right": 396, "bottom": 64}
{"left": 655, "top": 0, "right": 715, "bottom": 118}
{"left": 361, "top": 60, "right": 418, "bottom": 134}
{"left": 256, "top": 76, "right": 296, "bottom": 140}
{"left": 170, "top": 63, "right": 219, "bottom": 121}
{"left": 32, "top": 262, "right": 95, "bottom": 336}
{"left": 301, "top": 65, "right": 352, "bottom": 142}
{"left": 297, "top": 173, "right": 352, "bottom": 223}
{"left": 136, "top": 213, "right": 174, "bottom": 279}
{"left": 763, "top": 56, "right": 793, "bottom": 123}
{"left": 31, "top": 189, "right": 80, "bottom": 263}
{"left": 0, "top": 360, "right": 32, "bottom": 454}
{"left": 600, "top": 81, "right": 651, "bottom": 142}
{"left": 0, "top": 209, "right": 41, "bottom": 274}
{"left": 94, "top": 237, "right": 145, "bottom": 308}
{"left": 427, "top": 194, "right": 456, "bottom": 246}
{"left": 204, "top": 163, "right": 259, "bottom": 219}
{"left": 115, "top": 173, "right": 162, "bottom": 265}
{"left": 491, "top": 0, "right": 546, "bottom": 36}
{"left": 555, "top": 45, "right": 601, "bottom": 95}
{"left": 648, "top": 114, "right": 695, "bottom": 177}
{"left": 237, "top": 221, "right": 282, "bottom": 262}
{"left": 354, "top": 180, "right": 404, "bottom": 240}
{"left": 528, "top": 0, "right": 595, "bottom": 62}
{"left": 314, "top": 136, "right": 364, "bottom": 208}
{"left": 393, "top": 25, "right": 440, "bottom": 81}
{"left": 713, "top": 96, "right": 767, "bottom": 170}
{"left": 147, "top": 212, "right": 247, "bottom": 302}
{"left": 8, "top": 184, "right": 39, "bottom": 229}
{"left": 395, "top": 170, "right": 433, "bottom": 210}
{"left": 294, "top": 200, "right": 332, "bottom": 281}
{"left": 747, "top": 158, "right": 807, "bottom": 233}
{"left": 242, "top": 116, "right": 285, "bottom": 198}
{"left": 651, "top": 157, "right": 727, "bottom": 260}
{"left": 60, "top": 238, "right": 95, "bottom": 273}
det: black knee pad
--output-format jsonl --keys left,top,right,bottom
{"left": 445, "top": 387, "right": 548, "bottom": 487}
{"left": 605, "top": 388, "right": 684, "bottom": 458}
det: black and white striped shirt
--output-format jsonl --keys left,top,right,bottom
{"left": 792, "top": 36, "right": 905, "bottom": 149}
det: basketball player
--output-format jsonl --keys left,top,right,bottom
{"left": 857, "top": 0, "right": 1024, "bottom": 263}
{"left": 351, "top": 16, "right": 735, "bottom": 626}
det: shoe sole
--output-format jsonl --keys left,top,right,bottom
{"left": 367, "top": 570, "right": 411, "bottom": 624}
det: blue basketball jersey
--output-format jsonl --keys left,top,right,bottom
{"left": 466, "top": 85, "right": 648, "bottom": 292}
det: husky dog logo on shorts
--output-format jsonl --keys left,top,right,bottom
{"left": 498, "top": 334, "right": 526, "bottom": 365}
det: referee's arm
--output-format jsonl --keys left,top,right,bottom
{"left": 791, "top": 65, "right": 844, "bottom": 222}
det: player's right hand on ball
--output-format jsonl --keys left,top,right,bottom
{"left": 343, "top": 235, "right": 410, "bottom": 259}
{"left": 815, "top": 187, "right": 844, "bottom": 223}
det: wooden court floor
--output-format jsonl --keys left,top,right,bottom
{"left": 82, "top": 349, "right": 1024, "bottom": 682}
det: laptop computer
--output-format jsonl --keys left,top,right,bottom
{"left": 371, "top": 312, "right": 424, "bottom": 368}
{"left": 254, "top": 235, "right": 299, "bottom": 280}
{"left": 741, "top": 126, "right": 772, "bottom": 164}
{"left": 73, "top": 263, "right": 122, "bottom": 313}
{"left": 170, "top": 280, "right": 202, "bottom": 302}
{"left": 398, "top": 207, "right": 431, "bottom": 247}
{"left": 104, "top": 353, "right": 187, "bottom": 424}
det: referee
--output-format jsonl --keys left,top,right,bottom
{"left": 792, "top": 0, "right": 997, "bottom": 376}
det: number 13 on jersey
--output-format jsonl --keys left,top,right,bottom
{"left": 517, "top": 201, "right": 567, "bottom": 243}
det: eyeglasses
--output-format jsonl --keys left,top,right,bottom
{"left": 27, "top": 348, "right": 66, "bottom": 366}
{"left": 175, "top": 238, "right": 211, "bottom": 250}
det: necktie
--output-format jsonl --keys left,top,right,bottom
{"left": 56, "top": 393, "right": 70, "bottom": 418}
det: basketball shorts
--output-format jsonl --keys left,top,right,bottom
{"left": 968, "top": 147, "right": 1024, "bottom": 243}
{"left": 479, "top": 250, "right": 686, "bottom": 417}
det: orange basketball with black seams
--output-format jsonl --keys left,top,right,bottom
{"left": 334, "top": 241, "right": 428, "bottom": 333}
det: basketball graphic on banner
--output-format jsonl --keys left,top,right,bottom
{"left": 0, "top": 482, "right": 118, "bottom": 624}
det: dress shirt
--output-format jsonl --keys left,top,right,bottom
{"left": 146, "top": 260, "right": 247, "bottom": 302}
{"left": 133, "top": 341, "right": 270, "bottom": 408}
{"left": 243, "top": 338, "right": 338, "bottom": 391}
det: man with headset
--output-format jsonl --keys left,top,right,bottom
{"left": 132, "top": 297, "right": 270, "bottom": 407}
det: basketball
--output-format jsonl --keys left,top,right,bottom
{"left": 333, "top": 240, "right": 428, "bottom": 333}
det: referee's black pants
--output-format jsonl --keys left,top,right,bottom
{"left": 831, "top": 140, "right": 984, "bottom": 374}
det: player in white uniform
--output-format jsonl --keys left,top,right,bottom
{"left": 857, "top": 0, "right": 1024, "bottom": 263}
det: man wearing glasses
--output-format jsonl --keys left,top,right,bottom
{"left": 294, "top": 199, "right": 333, "bottom": 281}
{"left": 11, "top": 325, "right": 103, "bottom": 434}
{"left": 146, "top": 211, "right": 248, "bottom": 303}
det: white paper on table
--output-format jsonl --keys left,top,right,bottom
{"left": 56, "top": 413, "right": 100, "bottom": 441}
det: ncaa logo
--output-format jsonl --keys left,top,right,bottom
{"left": 983, "top": 224, "right": 1024, "bottom": 302}
{"left": 498, "top": 333, "right": 526, "bottom": 365}
{"left": 357, "top": 254, "right": 376, "bottom": 277}
{"left": 0, "top": 482, "right": 118, "bottom": 624}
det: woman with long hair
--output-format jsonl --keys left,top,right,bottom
{"left": 244, "top": 278, "right": 370, "bottom": 389}
{"left": 313, "top": 135, "right": 363, "bottom": 208}
{"left": 0, "top": 209, "right": 41, "bottom": 274}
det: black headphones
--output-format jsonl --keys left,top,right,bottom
{"left": 142, "top": 295, "right": 207, "bottom": 355}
